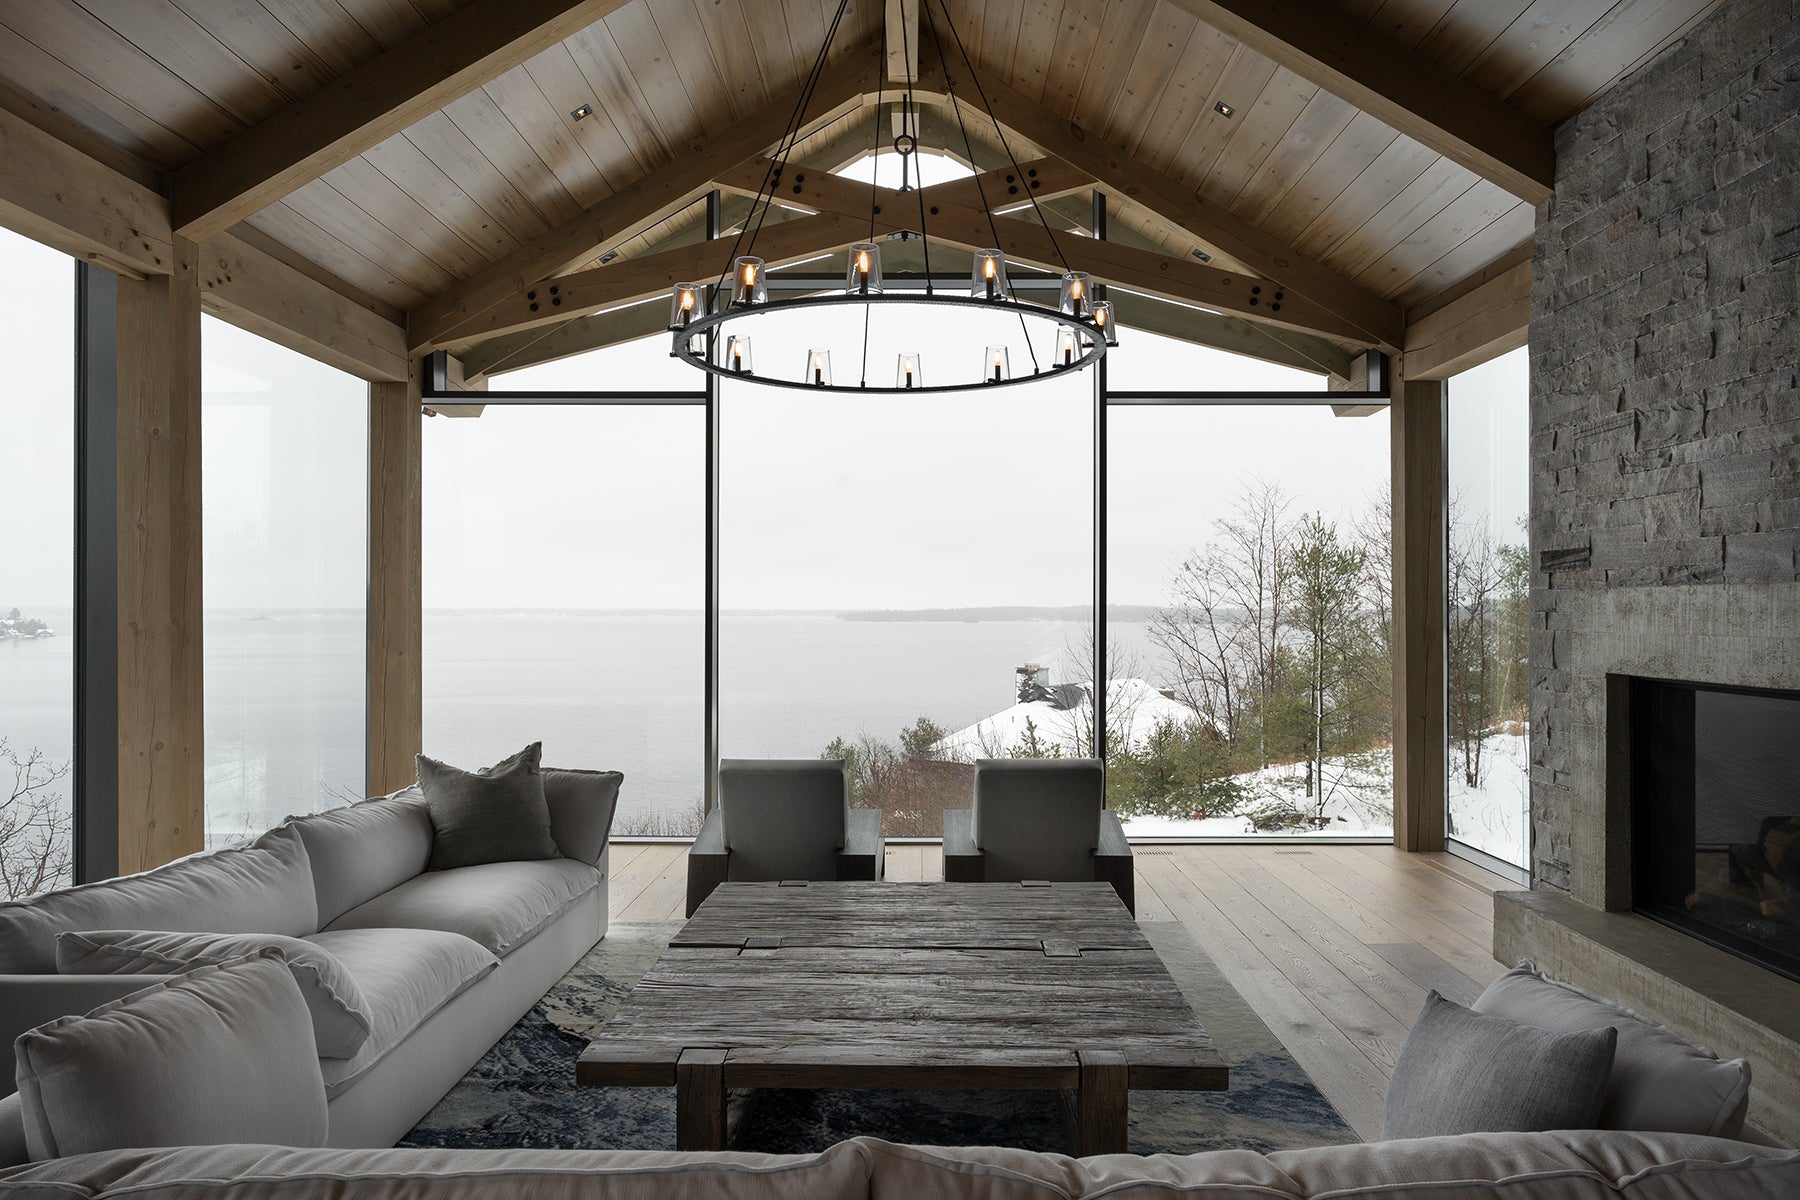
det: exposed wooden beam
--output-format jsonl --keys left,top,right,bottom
{"left": 458, "top": 300, "right": 666, "bottom": 378}
{"left": 450, "top": 213, "right": 867, "bottom": 345}
{"left": 726, "top": 160, "right": 1374, "bottom": 343}
{"left": 958, "top": 68, "right": 1404, "bottom": 350}
{"left": 886, "top": 0, "right": 920, "bottom": 83}
{"left": 115, "top": 237, "right": 204, "bottom": 873}
{"left": 423, "top": 354, "right": 488, "bottom": 416}
{"left": 1403, "top": 250, "right": 1531, "bottom": 381}
{"left": 1108, "top": 289, "right": 1354, "bottom": 379}
{"left": 197, "top": 233, "right": 409, "bottom": 382}
{"left": 170, "top": 0, "right": 631, "bottom": 241}
{"left": 407, "top": 41, "right": 882, "bottom": 352}
{"left": 1161, "top": 0, "right": 1555, "bottom": 203}
{"left": 368, "top": 360, "right": 423, "bottom": 796}
{"left": 0, "top": 103, "right": 171, "bottom": 277}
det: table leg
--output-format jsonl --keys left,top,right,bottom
{"left": 676, "top": 1048, "right": 729, "bottom": 1151}
{"left": 1076, "top": 1050, "right": 1129, "bottom": 1156}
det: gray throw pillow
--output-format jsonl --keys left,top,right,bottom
{"left": 544, "top": 768, "right": 623, "bottom": 865}
{"left": 55, "top": 929, "right": 372, "bottom": 1059}
{"left": 417, "top": 743, "right": 560, "bottom": 871}
{"left": 13, "top": 952, "right": 328, "bottom": 1161}
{"left": 1473, "top": 960, "right": 1753, "bottom": 1138}
{"left": 1382, "top": 991, "right": 1617, "bottom": 1141}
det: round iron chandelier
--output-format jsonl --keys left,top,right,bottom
{"left": 668, "top": 0, "right": 1117, "bottom": 394}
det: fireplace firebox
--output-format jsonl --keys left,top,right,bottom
{"left": 1631, "top": 677, "right": 1800, "bottom": 983}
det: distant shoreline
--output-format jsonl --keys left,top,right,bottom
{"left": 193, "top": 606, "right": 1169, "bottom": 622}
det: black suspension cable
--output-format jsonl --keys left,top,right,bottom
{"left": 921, "top": 0, "right": 1038, "bottom": 374}
{"left": 861, "top": 72, "right": 883, "bottom": 387}
{"left": 898, "top": 0, "right": 932, "bottom": 292}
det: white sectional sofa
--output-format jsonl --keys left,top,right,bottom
{"left": 0, "top": 1131, "right": 1796, "bottom": 1199}
{"left": 0, "top": 772, "right": 615, "bottom": 1166}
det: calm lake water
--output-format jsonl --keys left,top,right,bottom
{"left": 2, "top": 610, "right": 1157, "bottom": 840}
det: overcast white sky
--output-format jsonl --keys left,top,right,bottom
{"left": 2, "top": 196, "right": 1528, "bottom": 616}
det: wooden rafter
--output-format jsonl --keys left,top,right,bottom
{"left": 406, "top": 41, "right": 883, "bottom": 352}
{"left": 886, "top": 0, "right": 921, "bottom": 83}
{"left": 713, "top": 159, "right": 1373, "bottom": 344}
{"left": 170, "top": 0, "right": 633, "bottom": 242}
{"left": 943, "top": 68, "right": 1404, "bottom": 350}
{"left": 1403, "top": 246, "right": 1532, "bottom": 380}
{"left": 1161, "top": 0, "right": 1555, "bottom": 203}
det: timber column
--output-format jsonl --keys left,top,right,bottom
{"left": 367, "top": 359, "right": 423, "bottom": 795}
{"left": 1390, "top": 375, "right": 1448, "bottom": 851}
{"left": 114, "top": 236, "right": 204, "bottom": 872}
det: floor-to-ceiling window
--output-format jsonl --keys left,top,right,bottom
{"left": 0, "top": 228, "right": 76, "bottom": 896}
{"left": 202, "top": 317, "right": 366, "bottom": 845}
{"left": 1445, "top": 345, "right": 1529, "bottom": 874}
{"left": 1106, "top": 331, "right": 1394, "bottom": 838}
{"left": 423, "top": 335, "right": 705, "bottom": 836}
{"left": 718, "top": 294, "right": 1095, "bottom": 834}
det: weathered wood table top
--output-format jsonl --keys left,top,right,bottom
{"left": 577, "top": 880, "right": 1227, "bottom": 1153}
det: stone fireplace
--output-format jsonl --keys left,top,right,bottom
{"left": 1497, "top": 0, "right": 1800, "bottom": 1144}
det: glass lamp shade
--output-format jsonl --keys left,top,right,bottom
{"left": 732, "top": 257, "right": 767, "bottom": 307}
{"left": 673, "top": 330, "right": 706, "bottom": 358}
{"left": 984, "top": 345, "right": 1010, "bottom": 383}
{"left": 1056, "top": 327, "right": 1078, "bottom": 367}
{"left": 1058, "top": 271, "right": 1092, "bottom": 317}
{"left": 1091, "top": 300, "right": 1119, "bottom": 346}
{"left": 971, "top": 249, "right": 1009, "bottom": 300}
{"left": 896, "top": 352, "right": 923, "bottom": 390}
{"left": 669, "top": 282, "right": 702, "bottom": 330}
{"left": 806, "top": 348, "right": 833, "bottom": 387}
{"left": 727, "top": 335, "right": 753, "bottom": 374}
{"left": 845, "top": 243, "right": 883, "bottom": 295}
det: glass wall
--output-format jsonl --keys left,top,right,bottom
{"left": 1106, "top": 333, "right": 1393, "bottom": 837}
{"left": 718, "top": 297, "right": 1094, "bottom": 834}
{"left": 1445, "top": 345, "right": 1530, "bottom": 871}
{"left": 423, "top": 339, "right": 705, "bottom": 836}
{"left": 202, "top": 317, "right": 367, "bottom": 845}
{"left": 0, "top": 228, "right": 76, "bottom": 897}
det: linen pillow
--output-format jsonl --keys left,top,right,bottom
{"left": 417, "top": 743, "right": 560, "bottom": 871}
{"left": 543, "top": 768, "right": 623, "bottom": 866}
{"left": 13, "top": 952, "right": 329, "bottom": 1161}
{"left": 1382, "top": 990, "right": 1617, "bottom": 1141}
{"left": 1473, "top": 960, "right": 1753, "bottom": 1138}
{"left": 55, "top": 929, "right": 372, "bottom": 1059}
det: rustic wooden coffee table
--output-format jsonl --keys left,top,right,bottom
{"left": 576, "top": 880, "right": 1227, "bottom": 1154}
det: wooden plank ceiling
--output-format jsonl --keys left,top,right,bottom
{"left": 0, "top": 0, "right": 1723, "bottom": 349}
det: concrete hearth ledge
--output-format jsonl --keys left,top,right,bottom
{"left": 1494, "top": 890, "right": 1800, "bottom": 1147}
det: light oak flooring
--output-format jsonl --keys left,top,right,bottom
{"left": 605, "top": 841, "right": 1513, "bottom": 1141}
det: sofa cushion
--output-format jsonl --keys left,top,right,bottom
{"left": 1473, "top": 960, "right": 1753, "bottom": 1139}
{"left": 323, "top": 857, "right": 602, "bottom": 957}
{"left": 544, "top": 768, "right": 623, "bottom": 866}
{"left": 12, "top": 953, "right": 328, "bottom": 1161}
{"left": 0, "top": 825, "right": 317, "bottom": 973}
{"left": 418, "top": 743, "right": 560, "bottom": 871}
{"left": 55, "top": 929, "right": 372, "bottom": 1059}
{"left": 1382, "top": 991, "right": 1616, "bottom": 1141}
{"left": 304, "top": 928, "right": 498, "bottom": 1096}
{"left": 286, "top": 790, "right": 435, "bottom": 928}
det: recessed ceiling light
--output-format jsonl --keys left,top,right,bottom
{"left": 1213, "top": 101, "right": 1235, "bottom": 118}
{"left": 570, "top": 102, "right": 594, "bottom": 121}
{"left": 598, "top": 249, "right": 618, "bottom": 264}
{"left": 1191, "top": 248, "right": 1212, "bottom": 262}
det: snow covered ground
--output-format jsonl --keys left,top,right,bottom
{"left": 931, "top": 679, "right": 1199, "bottom": 760}
{"left": 1445, "top": 729, "right": 1531, "bottom": 866}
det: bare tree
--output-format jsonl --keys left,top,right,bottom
{"left": 1447, "top": 503, "right": 1500, "bottom": 789}
{"left": 1214, "top": 479, "right": 1295, "bottom": 742}
{"left": 1, "top": 740, "right": 74, "bottom": 900}
{"left": 1059, "top": 623, "right": 1147, "bottom": 759}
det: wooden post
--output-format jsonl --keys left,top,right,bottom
{"left": 114, "top": 236, "right": 204, "bottom": 873}
{"left": 676, "top": 1048, "right": 729, "bottom": 1151}
{"left": 1076, "top": 1049, "right": 1129, "bottom": 1156}
{"left": 1391, "top": 376, "right": 1447, "bottom": 852}
{"left": 367, "top": 359, "right": 423, "bottom": 796}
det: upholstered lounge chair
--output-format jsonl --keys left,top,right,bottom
{"left": 941, "top": 758, "right": 1134, "bottom": 915}
{"left": 685, "top": 759, "right": 885, "bottom": 916}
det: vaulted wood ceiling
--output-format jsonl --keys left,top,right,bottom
{"left": 0, "top": 0, "right": 1724, "bottom": 364}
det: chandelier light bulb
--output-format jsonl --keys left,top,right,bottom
{"left": 971, "top": 249, "right": 1008, "bottom": 301}
{"left": 985, "top": 345, "right": 1010, "bottom": 384}
{"left": 669, "top": 283, "right": 701, "bottom": 331}
{"left": 807, "top": 348, "right": 832, "bottom": 387}
{"left": 1058, "top": 327, "right": 1077, "bottom": 367}
{"left": 845, "top": 243, "right": 883, "bottom": 295}
{"left": 728, "top": 335, "right": 753, "bottom": 374}
{"left": 1092, "top": 300, "right": 1119, "bottom": 346}
{"left": 733, "top": 257, "right": 766, "bottom": 307}
{"left": 896, "top": 352, "right": 922, "bottom": 390}
{"left": 1059, "top": 271, "right": 1091, "bottom": 318}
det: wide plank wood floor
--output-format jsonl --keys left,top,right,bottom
{"left": 606, "top": 841, "right": 1511, "bottom": 1141}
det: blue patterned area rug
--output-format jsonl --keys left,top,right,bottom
{"left": 400, "top": 920, "right": 1358, "bottom": 1155}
